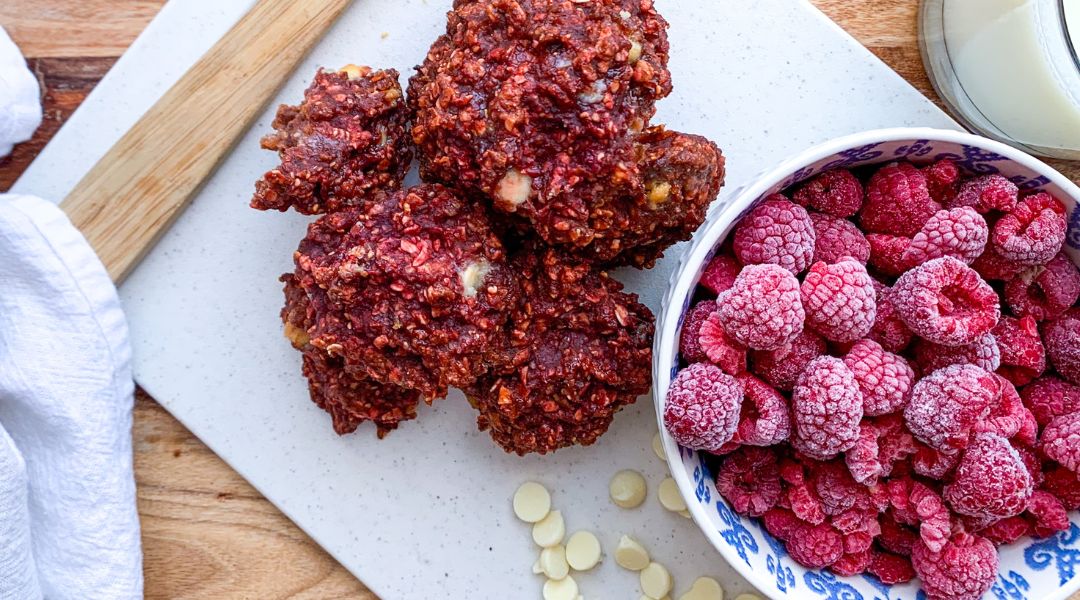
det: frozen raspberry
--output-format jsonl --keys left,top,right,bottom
{"left": 809, "top": 212, "right": 871, "bottom": 265}
{"left": 846, "top": 414, "right": 916, "bottom": 484}
{"left": 699, "top": 252, "right": 741, "bottom": 295}
{"left": 787, "top": 522, "right": 844, "bottom": 568}
{"left": 794, "top": 169, "right": 864, "bottom": 217}
{"left": 1013, "top": 443, "right": 1044, "bottom": 487}
{"left": 992, "top": 192, "right": 1068, "bottom": 265}
{"left": 812, "top": 460, "right": 866, "bottom": 516}
{"left": 732, "top": 374, "right": 791, "bottom": 446}
{"left": 975, "top": 376, "right": 1025, "bottom": 439}
{"left": 946, "top": 174, "right": 1019, "bottom": 214}
{"left": 971, "top": 243, "right": 1027, "bottom": 281}
{"left": 923, "top": 159, "right": 962, "bottom": 204}
{"left": 716, "top": 446, "right": 781, "bottom": 516}
{"left": 749, "top": 329, "right": 826, "bottom": 391}
{"left": 945, "top": 433, "right": 1033, "bottom": 519}
{"left": 762, "top": 508, "right": 802, "bottom": 541}
{"left": 801, "top": 259, "right": 877, "bottom": 342}
{"left": 978, "top": 516, "right": 1032, "bottom": 545}
{"left": 717, "top": 264, "right": 805, "bottom": 351}
{"left": 786, "top": 478, "right": 827, "bottom": 525}
{"left": 791, "top": 356, "right": 864, "bottom": 460}
{"left": 912, "top": 441, "right": 961, "bottom": 479}
{"left": 902, "top": 207, "right": 988, "bottom": 266}
{"left": 869, "top": 281, "right": 915, "bottom": 353}
{"left": 1006, "top": 253, "right": 1080, "bottom": 321}
{"left": 844, "top": 339, "right": 915, "bottom": 416}
{"left": 867, "top": 233, "right": 913, "bottom": 277}
{"left": 733, "top": 198, "right": 817, "bottom": 274}
{"left": 910, "top": 481, "right": 953, "bottom": 553}
{"left": 698, "top": 312, "right": 748, "bottom": 374}
{"left": 679, "top": 301, "right": 716, "bottom": 363}
{"left": 831, "top": 549, "right": 872, "bottom": 576}
{"left": 1016, "top": 406, "right": 1040, "bottom": 447}
{"left": 861, "top": 162, "right": 941, "bottom": 237}
{"left": 1042, "top": 465, "right": 1080, "bottom": 510}
{"left": 912, "top": 533, "right": 997, "bottom": 600}
{"left": 833, "top": 506, "right": 881, "bottom": 550}
{"left": 892, "top": 256, "right": 1000, "bottom": 347}
{"left": 993, "top": 315, "right": 1047, "bottom": 386}
{"left": 905, "top": 364, "right": 1000, "bottom": 453}
{"left": 1027, "top": 490, "right": 1070, "bottom": 538}
{"left": 879, "top": 510, "right": 919, "bottom": 556}
{"left": 914, "top": 332, "right": 1001, "bottom": 374}
{"left": 869, "top": 551, "right": 916, "bottom": 585}
{"left": 1021, "top": 375, "right": 1080, "bottom": 426}
{"left": 1044, "top": 313, "right": 1080, "bottom": 384}
{"left": 1042, "top": 413, "right": 1080, "bottom": 472}
{"left": 663, "top": 363, "right": 743, "bottom": 452}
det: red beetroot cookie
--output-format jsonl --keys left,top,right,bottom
{"left": 913, "top": 332, "right": 1001, "bottom": 374}
{"left": 945, "top": 174, "right": 1019, "bottom": 214}
{"left": 1043, "top": 312, "right": 1080, "bottom": 384}
{"left": 924, "top": 159, "right": 962, "bottom": 205}
{"left": 733, "top": 198, "right": 816, "bottom": 274}
{"left": 801, "top": 259, "right": 877, "bottom": 343}
{"left": 1027, "top": 490, "right": 1071, "bottom": 538}
{"left": 699, "top": 252, "right": 741, "bottom": 295}
{"left": 869, "top": 551, "right": 917, "bottom": 585}
{"left": 733, "top": 374, "right": 791, "bottom": 446}
{"left": 869, "top": 281, "right": 915, "bottom": 353}
{"left": 892, "top": 256, "right": 1000, "bottom": 347}
{"left": 1043, "top": 413, "right": 1080, "bottom": 473}
{"left": 904, "top": 364, "right": 1000, "bottom": 454}
{"left": 945, "top": 433, "right": 1033, "bottom": 519}
{"left": 912, "top": 533, "right": 998, "bottom": 600}
{"left": 791, "top": 356, "right": 863, "bottom": 460}
{"left": 750, "top": 329, "right": 826, "bottom": 391}
{"left": 991, "top": 192, "right": 1068, "bottom": 265}
{"left": 1021, "top": 375, "right": 1080, "bottom": 426}
{"left": 902, "top": 207, "right": 988, "bottom": 265}
{"left": 716, "top": 445, "right": 782, "bottom": 516}
{"left": 972, "top": 243, "right": 1027, "bottom": 281}
{"left": 993, "top": 315, "right": 1047, "bottom": 386}
{"left": 1005, "top": 252, "right": 1080, "bottom": 321}
{"left": 717, "top": 264, "right": 805, "bottom": 351}
{"left": 846, "top": 414, "right": 916, "bottom": 484}
{"left": 679, "top": 300, "right": 716, "bottom": 363}
{"left": 860, "top": 162, "right": 941, "bottom": 237}
{"left": 867, "top": 233, "right": 913, "bottom": 277}
{"left": 698, "top": 311, "right": 748, "bottom": 374}
{"left": 664, "top": 363, "right": 742, "bottom": 452}
{"left": 843, "top": 339, "right": 915, "bottom": 416}
{"left": 787, "top": 522, "right": 844, "bottom": 568}
{"left": 809, "top": 212, "right": 871, "bottom": 265}
{"left": 794, "top": 169, "right": 864, "bottom": 218}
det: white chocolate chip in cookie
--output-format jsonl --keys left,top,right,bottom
{"left": 533, "top": 510, "right": 566, "bottom": 548}
{"left": 513, "top": 481, "right": 551, "bottom": 523}
{"left": 565, "top": 531, "right": 602, "bottom": 571}
{"left": 610, "top": 470, "right": 647, "bottom": 508}
{"left": 615, "top": 535, "right": 650, "bottom": 571}
{"left": 459, "top": 260, "right": 492, "bottom": 298}
{"left": 496, "top": 168, "right": 532, "bottom": 208}
{"left": 543, "top": 574, "right": 578, "bottom": 600}
{"left": 658, "top": 478, "right": 687, "bottom": 512}
{"left": 640, "top": 562, "right": 673, "bottom": 599}
{"left": 678, "top": 577, "right": 725, "bottom": 600}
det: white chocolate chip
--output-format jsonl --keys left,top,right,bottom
{"left": 628, "top": 40, "right": 643, "bottom": 63}
{"left": 733, "top": 595, "right": 763, "bottom": 600}
{"left": 658, "top": 478, "right": 687, "bottom": 512}
{"left": 459, "top": 260, "right": 492, "bottom": 298}
{"left": 514, "top": 481, "right": 551, "bottom": 523}
{"left": 539, "top": 545, "right": 570, "bottom": 580}
{"left": 610, "top": 470, "right": 647, "bottom": 508}
{"left": 338, "top": 63, "right": 371, "bottom": 80}
{"left": 679, "top": 577, "right": 725, "bottom": 600}
{"left": 652, "top": 432, "right": 667, "bottom": 460}
{"left": 640, "top": 562, "right": 673, "bottom": 599}
{"left": 496, "top": 168, "right": 532, "bottom": 208}
{"left": 533, "top": 510, "right": 566, "bottom": 547}
{"left": 532, "top": 558, "right": 544, "bottom": 575}
{"left": 679, "top": 509, "right": 692, "bottom": 519}
{"left": 640, "top": 597, "right": 671, "bottom": 600}
{"left": 543, "top": 575, "right": 578, "bottom": 600}
{"left": 615, "top": 535, "right": 650, "bottom": 571}
{"left": 565, "top": 531, "right": 602, "bottom": 571}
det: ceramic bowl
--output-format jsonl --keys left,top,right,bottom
{"left": 653, "top": 127, "right": 1080, "bottom": 600}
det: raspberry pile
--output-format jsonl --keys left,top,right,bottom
{"left": 665, "top": 161, "right": 1080, "bottom": 600}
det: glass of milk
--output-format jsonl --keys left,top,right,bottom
{"left": 920, "top": 0, "right": 1080, "bottom": 159}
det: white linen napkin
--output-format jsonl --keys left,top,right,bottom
{"left": 0, "top": 27, "right": 143, "bottom": 600}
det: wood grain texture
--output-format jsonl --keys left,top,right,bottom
{"left": 0, "top": 1, "right": 1078, "bottom": 598}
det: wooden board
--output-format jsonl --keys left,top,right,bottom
{"left": 1, "top": 2, "right": 1077, "bottom": 598}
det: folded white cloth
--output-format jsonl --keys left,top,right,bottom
{"left": 0, "top": 28, "right": 143, "bottom": 600}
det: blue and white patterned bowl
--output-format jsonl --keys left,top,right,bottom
{"left": 653, "top": 128, "right": 1080, "bottom": 600}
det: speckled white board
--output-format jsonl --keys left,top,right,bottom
{"left": 13, "top": 1, "right": 958, "bottom": 597}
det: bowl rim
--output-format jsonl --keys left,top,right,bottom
{"left": 652, "top": 126, "right": 1080, "bottom": 599}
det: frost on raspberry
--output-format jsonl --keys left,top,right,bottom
{"left": 1043, "top": 313, "right": 1080, "bottom": 385}
{"left": 791, "top": 356, "right": 863, "bottom": 460}
{"left": 869, "top": 280, "right": 915, "bottom": 353}
{"left": 812, "top": 460, "right": 868, "bottom": 516}
{"left": 892, "top": 256, "right": 1000, "bottom": 347}
{"left": 978, "top": 515, "right": 1032, "bottom": 545}
{"left": 974, "top": 375, "right": 1025, "bottom": 440}
{"left": 879, "top": 509, "right": 919, "bottom": 555}
{"left": 809, "top": 212, "right": 871, "bottom": 265}
{"left": 801, "top": 259, "right": 877, "bottom": 343}
{"left": 793, "top": 169, "right": 864, "bottom": 217}
{"left": 913, "top": 332, "right": 1000, "bottom": 374}
{"left": 831, "top": 549, "right": 873, "bottom": 576}
{"left": 786, "top": 522, "right": 844, "bottom": 568}
{"left": 844, "top": 338, "right": 915, "bottom": 416}
{"left": 846, "top": 414, "right": 916, "bottom": 484}
{"left": 971, "top": 243, "right": 1026, "bottom": 281}
{"left": 716, "top": 263, "right": 805, "bottom": 351}
{"left": 1026, "top": 490, "right": 1070, "bottom": 538}
{"left": 1021, "top": 375, "right": 1080, "bottom": 426}
{"left": 945, "top": 433, "right": 1033, "bottom": 519}
{"left": 732, "top": 374, "right": 791, "bottom": 446}
{"left": 860, "top": 161, "right": 941, "bottom": 237}
{"left": 911, "top": 481, "right": 953, "bottom": 553}
{"left": 762, "top": 508, "right": 802, "bottom": 541}
{"left": 946, "top": 174, "right": 1019, "bottom": 214}
{"left": 785, "top": 474, "right": 827, "bottom": 525}
{"left": 679, "top": 301, "right": 716, "bottom": 363}
{"left": 923, "top": 159, "right": 962, "bottom": 204}
{"left": 716, "top": 446, "right": 781, "bottom": 516}
{"left": 749, "top": 329, "right": 825, "bottom": 391}
{"left": 1042, "top": 465, "right": 1080, "bottom": 510}
{"left": 912, "top": 533, "right": 997, "bottom": 600}
{"left": 902, "top": 207, "right": 988, "bottom": 266}
{"left": 663, "top": 363, "right": 743, "bottom": 452}
{"left": 991, "top": 192, "right": 1067, "bottom": 265}
{"left": 904, "top": 364, "right": 999, "bottom": 454}
{"left": 698, "top": 311, "right": 748, "bottom": 374}
{"left": 732, "top": 198, "right": 816, "bottom": 274}
{"left": 699, "top": 252, "right": 741, "bottom": 295}
{"left": 993, "top": 315, "right": 1047, "bottom": 386}
{"left": 912, "top": 441, "right": 961, "bottom": 480}
{"left": 869, "top": 551, "right": 916, "bottom": 585}
{"left": 867, "top": 233, "right": 913, "bottom": 277}
{"left": 1005, "top": 253, "right": 1080, "bottom": 321}
{"left": 1042, "top": 413, "right": 1080, "bottom": 473}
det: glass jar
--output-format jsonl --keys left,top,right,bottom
{"left": 920, "top": 0, "right": 1080, "bottom": 159}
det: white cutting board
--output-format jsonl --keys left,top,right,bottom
{"left": 13, "top": 1, "right": 959, "bottom": 597}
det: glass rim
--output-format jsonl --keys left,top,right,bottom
{"left": 1061, "top": 0, "right": 1080, "bottom": 72}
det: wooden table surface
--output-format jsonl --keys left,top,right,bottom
{"left": 0, "top": 2, "right": 1077, "bottom": 598}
